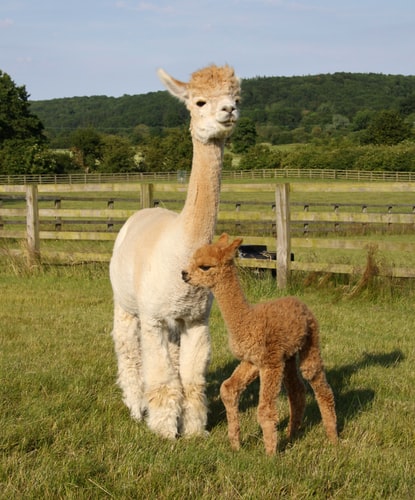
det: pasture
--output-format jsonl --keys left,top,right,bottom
{"left": 1, "top": 259, "right": 414, "bottom": 498}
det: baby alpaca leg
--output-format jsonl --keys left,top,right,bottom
{"left": 220, "top": 361, "right": 259, "bottom": 451}
{"left": 283, "top": 355, "right": 306, "bottom": 438}
{"left": 258, "top": 365, "right": 284, "bottom": 456}
{"left": 300, "top": 345, "right": 338, "bottom": 444}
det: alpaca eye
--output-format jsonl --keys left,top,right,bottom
{"left": 199, "top": 265, "right": 211, "bottom": 271}
{"left": 196, "top": 100, "right": 206, "bottom": 107}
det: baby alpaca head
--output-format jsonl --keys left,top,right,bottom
{"left": 182, "top": 233, "right": 243, "bottom": 289}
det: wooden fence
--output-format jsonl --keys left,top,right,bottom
{"left": 2, "top": 167, "right": 415, "bottom": 185}
{"left": 1, "top": 181, "right": 415, "bottom": 288}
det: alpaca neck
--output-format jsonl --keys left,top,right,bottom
{"left": 212, "top": 265, "right": 253, "bottom": 342}
{"left": 179, "top": 138, "right": 224, "bottom": 244}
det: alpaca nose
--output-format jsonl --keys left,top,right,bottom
{"left": 221, "top": 103, "right": 236, "bottom": 113}
{"left": 182, "top": 270, "right": 189, "bottom": 282}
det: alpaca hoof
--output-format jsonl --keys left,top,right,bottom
{"left": 286, "top": 425, "right": 302, "bottom": 441}
{"left": 229, "top": 440, "right": 240, "bottom": 451}
{"left": 182, "top": 429, "right": 210, "bottom": 439}
{"left": 145, "top": 408, "right": 181, "bottom": 439}
{"left": 329, "top": 433, "right": 339, "bottom": 445}
{"left": 130, "top": 411, "right": 144, "bottom": 422}
{"left": 127, "top": 403, "right": 146, "bottom": 422}
{"left": 147, "top": 419, "right": 179, "bottom": 439}
{"left": 180, "top": 414, "right": 208, "bottom": 437}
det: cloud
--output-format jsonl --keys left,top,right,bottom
{"left": 115, "top": 1, "right": 174, "bottom": 14}
{"left": 0, "top": 18, "right": 14, "bottom": 28}
{"left": 16, "top": 56, "right": 33, "bottom": 64}
{"left": 236, "top": 0, "right": 333, "bottom": 15}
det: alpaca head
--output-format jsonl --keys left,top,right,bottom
{"left": 182, "top": 233, "right": 243, "bottom": 288}
{"left": 158, "top": 65, "right": 241, "bottom": 144}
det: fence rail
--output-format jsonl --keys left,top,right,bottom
{"left": 1, "top": 181, "right": 415, "bottom": 287}
{"left": 2, "top": 168, "right": 415, "bottom": 185}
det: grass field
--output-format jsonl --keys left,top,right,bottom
{"left": 1, "top": 260, "right": 414, "bottom": 498}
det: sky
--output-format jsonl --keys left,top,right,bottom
{"left": 1, "top": 0, "right": 415, "bottom": 101}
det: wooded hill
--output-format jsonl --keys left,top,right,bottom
{"left": 30, "top": 72, "right": 415, "bottom": 144}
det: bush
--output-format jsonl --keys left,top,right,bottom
{"left": 0, "top": 140, "right": 58, "bottom": 175}
{"left": 281, "top": 142, "right": 415, "bottom": 171}
{"left": 239, "top": 144, "right": 282, "bottom": 170}
{"left": 354, "top": 143, "right": 415, "bottom": 172}
{"left": 362, "top": 110, "right": 412, "bottom": 145}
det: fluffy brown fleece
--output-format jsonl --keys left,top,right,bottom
{"left": 182, "top": 233, "right": 338, "bottom": 455}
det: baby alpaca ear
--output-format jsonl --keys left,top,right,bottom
{"left": 225, "top": 237, "right": 243, "bottom": 260}
{"left": 216, "top": 233, "right": 230, "bottom": 247}
{"left": 231, "top": 238, "right": 243, "bottom": 251}
{"left": 157, "top": 68, "right": 189, "bottom": 102}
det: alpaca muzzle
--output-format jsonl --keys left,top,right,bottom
{"left": 181, "top": 270, "right": 190, "bottom": 283}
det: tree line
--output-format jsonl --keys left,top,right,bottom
{"left": 29, "top": 72, "right": 415, "bottom": 147}
{"left": 1, "top": 69, "right": 414, "bottom": 176}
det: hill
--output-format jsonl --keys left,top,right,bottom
{"left": 30, "top": 92, "right": 188, "bottom": 135}
{"left": 30, "top": 72, "right": 415, "bottom": 144}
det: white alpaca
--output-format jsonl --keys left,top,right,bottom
{"left": 109, "top": 65, "right": 240, "bottom": 438}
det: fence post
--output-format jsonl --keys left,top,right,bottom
{"left": 107, "top": 199, "right": 114, "bottom": 230}
{"left": 275, "top": 183, "right": 291, "bottom": 289}
{"left": 26, "top": 184, "right": 40, "bottom": 264}
{"left": 140, "top": 183, "right": 154, "bottom": 209}
{"left": 54, "top": 198, "right": 62, "bottom": 231}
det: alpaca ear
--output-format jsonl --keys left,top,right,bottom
{"left": 230, "top": 238, "right": 243, "bottom": 252}
{"left": 216, "top": 233, "right": 230, "bottom": 246}
{"left": 224, "top": 237, "right": 243, "bottom": 260}
{"left": 157, "top": 68, "right": 189, "bottom": 102}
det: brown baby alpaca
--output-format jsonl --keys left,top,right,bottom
{"left": 182, "top": 233, "right": 338, "bottom": 455}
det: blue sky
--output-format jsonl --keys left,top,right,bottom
{"left": 1, "top": 0, "right": 414, "bottom": 100}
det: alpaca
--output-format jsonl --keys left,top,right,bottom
{"left": 109, "top": 66, "right": 240, "bottom": 439}
{"left": 182, "top": 233, "right": 338, "bottom": 455}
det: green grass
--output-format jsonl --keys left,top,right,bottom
{"left": 1, "top": 261, "right": 414, "bottom": 498}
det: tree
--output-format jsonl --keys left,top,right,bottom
{"left": 132, "top": 124, "right": 152, "bottom": 145}
{"left": 231, "top": 118, "right": 257, "bottom": 153}
{"left": 362, "top": 110, "right": 412, "bottom": 145}
{"left": 0, "top": 70, "right": 45, "bottom": 143}
{"left": 0, "top": 70, "right": 50, "bottom": 174}
{"left": 399, "top": 93, "right": 415, "bottom": 116}
{"left": 141, "top": 127, "right": 192, "bottom": 172}
{"left": 70, "top": 127, "right": 102, "bottom": 172}
{"left": 99, "top": 135, "right": 136, "bottom": 173}
{"left": 352, "top": 109, "right": 375, "bottom": 131}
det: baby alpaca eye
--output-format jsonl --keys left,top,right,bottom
{"left": 196, "top": 100, "right": 206, "bottom": 107}
{"left": 199, "top": 265, "right": 211, "bottom": 271}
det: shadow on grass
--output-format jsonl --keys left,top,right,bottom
{"left": 206, "top": 349, "right": 405, "bottom": 439}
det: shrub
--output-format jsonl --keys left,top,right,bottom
{"left": 239, "top": 144, "right": 282, "bottom": 170}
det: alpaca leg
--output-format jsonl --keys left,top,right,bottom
{"left": 220, "top": 361, "right": 259, "bottom": 451}
{"left": 283, "top": 355, "right": 306, "bottom": 439}
{"left": 299, "top": 342, "right": 338, "bottom": 444}
{"left": 111, "top": 303, "right": 145, "bottom": 421}
{"left": 179, "top": 322, "right": 211, "bottom": 436}
{"left": 141, "top": 316, "right": 183, "bottom": 439}
{"left": 257, "top": 365, "right": 284, "bottom": 456}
